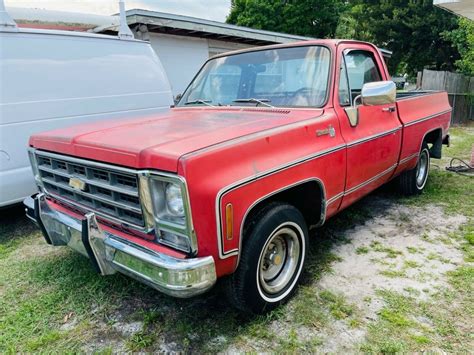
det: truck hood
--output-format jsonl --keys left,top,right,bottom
{"left": 30, "top": 107, "right": 324, "bottom": 172}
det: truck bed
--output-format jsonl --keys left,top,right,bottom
{"left": 395, "top": 91, "right": 452, "bottom": 172}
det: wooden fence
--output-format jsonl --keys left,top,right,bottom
{"left": 417, "top": 69, "right": 473, "bottom": 124}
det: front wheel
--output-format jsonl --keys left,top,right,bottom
{"left": 225, "top": 203, "right": 308, "bottom": 314}
{"left": 399, "top": 142, "right": 430, "bottom": 195}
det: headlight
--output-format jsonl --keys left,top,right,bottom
{"left": 147, "top": 175, "right": 197, "bottom": 254}
{"left": 165, "top": 183, "right": 184, "bottom": 217}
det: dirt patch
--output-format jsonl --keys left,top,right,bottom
{"left": 320, "top": 202, "right": 466, "bottom": 311}
{"left": 315, "top": 203, "right": 465, "bottom": 352}
{"left": 228, "top": 199, "right": 467, "bottom": 353}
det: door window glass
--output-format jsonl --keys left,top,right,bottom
{"left": 343, "top": 50, "right": 381, "bottom": 102}
{"left": 339, "top": 59, "right": 351, "bottom": 106}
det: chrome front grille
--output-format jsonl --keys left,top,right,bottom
{"left": 35, "top": 151, "right": 144, "bottom": 228}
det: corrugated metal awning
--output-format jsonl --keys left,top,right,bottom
{"left": 434, "top": 0, "right": 474, "bottom": 20}
{"left": 122, "top": 9, "right": 312, "bottom": 45}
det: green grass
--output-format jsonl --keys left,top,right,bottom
{"left": 403, "top": 260, "right": 420, "bottom": 269}
{"left": 126, "top": 331, "right": 155, "bottom": 351}
{"left": 380, "top": 269, "right": 407, "bottom": 278}
{"left": 443, "top": 126, "right": 474, "bottom": 161}
{"left": 356, "top": 246, "right": 370, "bottom": 254}
{"left": 370, "top": 240, "right": 403, "bottom": 258}
{"left": 319, "top": 290, "right": 355, "bottom": 320}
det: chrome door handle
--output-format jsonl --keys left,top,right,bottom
{"left": 316, "top": 124, "right": 336, "bottom": 138}
{"left": 382, "top": 106, "right": 396, "bottom": 113}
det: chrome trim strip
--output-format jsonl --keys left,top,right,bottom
{"left": 45, "top": 190, "right": 147, "bottom": 230}
{"left": 347, "top": 126, "right": 401, "bottom": 147}
{"left": 344, "top": 164, "right": 397, "bottom": 196}
{"left": 399, "top": 153, "right": 419, "bottom": 165}
{"left": 33, "top": 149, "right": 141, "bottom": 175}
{"left": 327, "top": 192, "right": 344, "bottom": 205}
{"left": 41, "top": 177, "right": 143, "bottom": 214}
{"left": 403, "top": 109, "right": 452, "bottom": 127}
{"left": 215, "top": 144, "right": 346, "bottom": 259}
{"left": 38, "top": 165, "right": 139, "bottom": 197}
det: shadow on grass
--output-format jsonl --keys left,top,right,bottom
{"left": 2, "top": 186, "right": 405, "bottom": 353}
{"left": 0, "top": 203, "right": 38, "bottom": 243}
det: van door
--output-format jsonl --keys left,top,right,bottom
{"left": 335, "top": 45, "right": 402, "bottom": 208}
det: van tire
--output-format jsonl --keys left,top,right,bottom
{"left": 399, "top": 142, "right": 430, "bottom": 195}
{"left": 225, "top": 202, "right": 308, "bottom": 314}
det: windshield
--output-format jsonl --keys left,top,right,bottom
{"left": 178, "top": 46, "right": 331, "bottom": 108}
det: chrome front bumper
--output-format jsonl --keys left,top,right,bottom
{"left": 24, "top": 194, "right": 216, "bottom": 298}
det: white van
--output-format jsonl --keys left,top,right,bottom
{"left": 0, "top": 4, "right": 174, "bottom": 207}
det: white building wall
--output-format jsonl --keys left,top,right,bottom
{"left": 149, "top": 33, "right": 209, "bottom": 97}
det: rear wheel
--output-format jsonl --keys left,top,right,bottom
{"left": 399, "top": 142, "right": 430, "bottom": 195}
{"left": 225, "top": 203, "right": 308, "bottom": 314}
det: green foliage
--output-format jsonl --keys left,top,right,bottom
{"left": 335, "top": 0, "right": 461, "bottom": 76}
{"left": 227, "top": 0, "right": 347, "bottom": 38}
{"left": 442, "top": 17, "right": 474, "bottom": 76}
{"left": 227, "top": 1, "right": 468, "bottom": 77}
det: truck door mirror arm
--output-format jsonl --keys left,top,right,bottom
{"left": 344, "top": 106, "right": 359, "bottom": 127}
{"left": 344, "top": 95, "right": 362, "bottom": 127}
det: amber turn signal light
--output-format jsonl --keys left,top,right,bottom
{"left": 225, "top": 203, "right": 233, "bottom": 240}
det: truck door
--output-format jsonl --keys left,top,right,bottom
{"left": 335, "top": 44, "right": 402, "bottom": 208}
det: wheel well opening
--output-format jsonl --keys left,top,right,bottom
{"left": 424, "top": 129, "right": 442, "bottom": 159}
{"left": 244, "top": 181, "right": 324, "bottom": 233}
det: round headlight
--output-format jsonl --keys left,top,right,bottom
{"left": 165, "top": 183, "right": 185, "bottom": 216}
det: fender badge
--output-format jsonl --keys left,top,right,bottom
{"left": 69, "top": 177, "right": 86, "bottom": 191}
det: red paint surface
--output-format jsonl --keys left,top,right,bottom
{"left": 29, "top": 40, "right": 451, "bottom": 278}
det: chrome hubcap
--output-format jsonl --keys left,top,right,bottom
{"left": 259, "top": 227, "right": 301, "bottom": 295}
{"left": 416, "top": 150, "right": 429, "bottom": 187}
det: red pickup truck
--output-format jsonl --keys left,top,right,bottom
{"left": 25, "top": 40, "right": 451, "bottom": 314}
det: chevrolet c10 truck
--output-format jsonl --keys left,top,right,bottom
{"left": 24, "top": 40, "right": 451, "bottom": 314}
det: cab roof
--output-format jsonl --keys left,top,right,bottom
{"left": 211, "top": 39, "right": 391, "bottom": 59}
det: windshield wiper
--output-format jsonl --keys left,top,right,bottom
{"left": 232, "top": 98, "right": 274, "bottom": 108}
{"left": 184, "top": 99, "right": 215, "bottom": 107}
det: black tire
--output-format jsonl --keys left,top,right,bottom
{"left": 225, "top": 202, "right": 308, "bottom": 314}
{"left": 399, "top": 142, "right": 430, "bottom": 195}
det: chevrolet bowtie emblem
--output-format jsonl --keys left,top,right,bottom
{"left": 69, "top": 177, "right": 86, "bottom": 191}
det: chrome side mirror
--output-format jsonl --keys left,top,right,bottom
{"left": 361, "top": 81, "right": 396, "bottom": 106}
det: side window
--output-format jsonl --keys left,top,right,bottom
{"left": 339, "top": 58, "right": 351, "bottom": 106}
{"left": 343, "top": 50, "right": 382, "bottom": 102}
